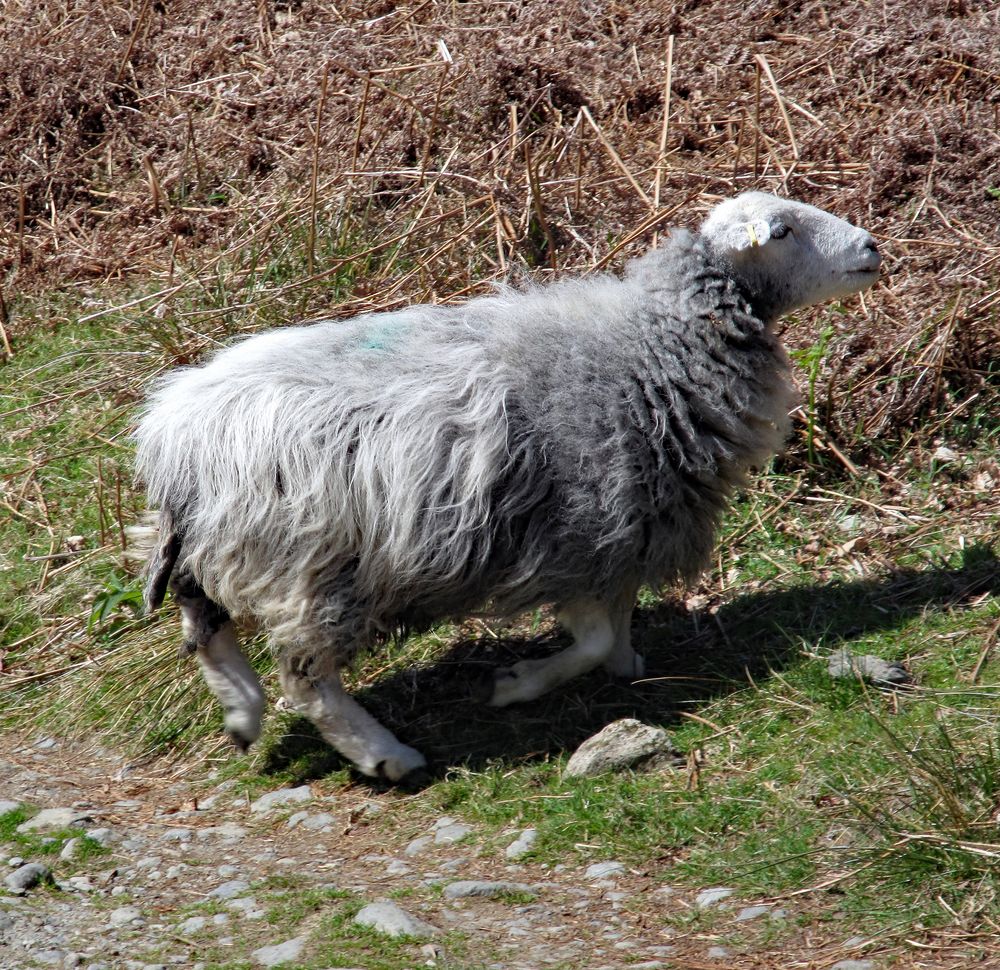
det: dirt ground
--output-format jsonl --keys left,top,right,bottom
{"left": 1, "top": 735, "right": 991, "bottom": 970}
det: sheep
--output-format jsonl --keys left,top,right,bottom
{"left": 133, "top": 191, "right": 881, "bottom": 781}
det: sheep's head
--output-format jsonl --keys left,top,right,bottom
{"left": 701, "top": 191, "right": 881, "bottom": 321}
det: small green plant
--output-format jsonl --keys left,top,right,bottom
{"left": 790, "top": 323, "right": 835, "bottom": 464}
{"left": 88, "top": 574, "right": 145, "bottom": 635}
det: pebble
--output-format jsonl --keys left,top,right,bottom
{"left": 0, "top": 800, "right": 21, "bottom": 815}
{"left": 564, "top": 719, "right": 678, "bottom": 777}
{"left": 108, "top": 906, "right": 143, "bottom": 928}
{"left": 210, "top": 879, "right": 250, "bottom": 899}
{"left": 735, "top": 904, "right": 772, "bottom": 921}
{"left": 695, "top": 887, "right": 736, "bottom": 909}
{"left": 251, "top": 935, "right": 307, "bottom": 967}
{"left": 354, "top": 900, "right": 438, "bottom": 938}
{"left": 249, "top": 786, "right": 313, "bottom": 814}
{"left": 16, "top": 808, "right": 92, "bottom": 833}
{"left": 4, "top": 861, "right": 52, "bottom": 894}
{"left": 434, "top": 823, "right": 473, "bottom": 845}
{"left": 443, "top": 880, "right": 535, "bottom": 899}
{"left": 585, "top": 861, "right": 626, "bottom": 880}
{"left": 707, "top": 946, "right": 732, "bottom": 958}
{"left": 505, "top": 828, "right": 538, "bottom": 861}
{"left": 830, "top": 962, "right": 876, "bottom": 970}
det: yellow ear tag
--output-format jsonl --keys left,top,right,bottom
{"left": 745, "top": 222, "right": 760, "bottom": 248}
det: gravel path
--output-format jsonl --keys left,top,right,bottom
{"left": 0, "top": 735, "right": 887, "bottom": 969}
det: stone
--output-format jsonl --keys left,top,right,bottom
{"left": 60, "top": 838, "right": 83, "bottom": 861}
{"left": 695, "top": 887, "right": 735, "bottom": 909}
{"left": 354, "top": 900, "right": 438, "bottom": 938}
{"left": 178, "top": 916, "right": 208, "bottom": 933}
{"left": 386, "top": 859, "right": 410, "bottom": 875}
{"left": 285, "top": 811, "right": 309, "bottom": 829}
{"left": 210, "top": 879, "right": 250, "bottom": 900}
{"left": 932, "top": 445, "right": 960, "bottom": 463}
{"left": 707, "top": 946, "right": 732, "bottom": 959}
{"left": 405, "top": 836, "right": 432, "bottom": 856}
{"left": 443, "top": 880, "right": 534, "bottom": 899}
{"left": 827, "top": 648, "right": 912, "bottom": 688}
{"left": 830, "top": 962, "right": 876, "bottom": 970}
{"left": 564, "top": 719, "right": 679, "bottom": 777}
{"left": 16, "top": 808, "right": 92, "bottom": 833}
{"left": 4, "top": 862, "right": 51, "bottom": 894}
{"left": 0, "top": 800, "right": 21, "bottom": 816}
{"left": 160, "top": 829, "right": 192, "bottom": 843}
{"left": 251, "top": 935, "right": 308, "bottom": 966}
{"left": 250, "top": 786, "right": 313, "bottom": 814}
{"left": 434, "top": 823, "right": 473, "bottom": 845}
{"left": 505, "top": 828, "right": 538, "bottom": 861}
{"left": 585, "top": 861, "right": 626, "bottom": 880}
{"left": 735, "top": 905, "right": 772, "bottom": 922}
{"left": 108, "top": 906, "right": 143, "bottom": 928}
{"left": 197, "top": 823, "right": 247, "bottom": 842}
{"left": 300, "top": 812, "right": 335, "bottom": 831}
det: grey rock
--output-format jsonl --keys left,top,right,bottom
{"left": 7, "top": 856, "right": 24, "bottom": 868}
{"left": 178, "top": 916, "right": 208, "bottom": 933}
{"left": 735, "top": 904, "right": 772, "bottom": 922}
{"left": 86, "top": 827, "right": 113, "bottom": 845}
{"left": 830, "top": 962, "right": 876, "bottom": 970}
{"left": 0, "top": 910, "right": 14, "bottom": 931}
{"left": 0, "top": 800, "right": 21, "bottom": 816}
{"left": 932, "top": 445, "right": 960, "bottom": 463}
{"left": 300, "top": 812, "right": 335, "bottom": 831}
{"left": 827, "top": 648, "right": 912, "bottom": 688}
{"left": 217, "top": 864, "right": 240, "bottom": 878}
{"left": 505, "top": 828, "right": 538, "bottom": 860}
{"left": 197, "top": 823, "right": 247, "bottom": 842}
{"left": 60, "top": 876, "right": 95, "bottom": 893}
{"left": 60, "top": 838, "right": 83, "bottom": 861}
{"left": 5, "top": 862, "right": 51, "bottom": 894}
{"left": 34, "top": 951, "right": 65, "bottom": 966}
{"left": 108, "top": 905, "right": 143, "bottom": 928}
{"left": 707, "top": 947, "right": 732, "bottom": 959}
{"left": 136, "top": 856, "right": 161, "bottom": 870}
{"left": 434, "top": 823, "right": 473, "bottom": 845}
{"left": 210, "top": 879, "right": 250, "bottom": 899}
{"left": 16, "top": 808, "right": 91, "bottom": 833}
{"left": 354, "top": 900, "right": 438, "bottom": 938}
{"left": 695, "top": 887, "right": 735, "bottom": 909}
{"left": 285, "top": 811, "right": 309, "bottom": 829}
{"left": 565, "top": 719, "right": 679, "bottom": 777}
{"left": 405, "top": 836, "right": 432, "bottom": 856}
{"left": 585, "top": 861, "right": 626, "bottom": 880}
{"left": 250, "top": 786, "right": 313, "bottom": 814}
{"left": 251, "top": 935, "right": 308, "bottom": 966}
{"left": 160, "top": 829, "right": 192, "bottom": 843}
{"left": 443, "top": 880, "right": 534, "bottom": 899}
{"left": 226, "top": 896, "right": 261, "bottom": 913}
{"left": 386, "top": 859, "right": 411, "bottom": 875}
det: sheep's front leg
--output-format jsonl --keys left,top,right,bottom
{"left": 604, "top": 585, "right": 645, "bottom": 680}
{"left": 490, "top": 599, "right": 615, "bottom": 707}
{"left": 278, "top": 655, "right": 427, "bottom": 782}
{"left": 176, "top": 596, "right": 265, "bottom": 751}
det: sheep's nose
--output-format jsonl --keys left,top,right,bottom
{"left": 864, "top": 236, "right": 879, "bottom": 256}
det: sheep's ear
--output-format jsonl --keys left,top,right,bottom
{"left": 719, "top": 219, "right": 773, "bottom": 254}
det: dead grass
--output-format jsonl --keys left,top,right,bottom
{"left": 1, "top": 0, "right": 998, "bottom": 439}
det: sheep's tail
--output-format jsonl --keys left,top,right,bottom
{"left": 124, "top": 508, "right": 182, "bottom": 613}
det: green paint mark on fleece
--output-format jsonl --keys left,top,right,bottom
{"left": 360, "top": 319, "right": 408, "bottom": 351}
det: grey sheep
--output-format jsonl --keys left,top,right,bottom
{"left": 133, "top": 191, "right": 881, "bottom": 780}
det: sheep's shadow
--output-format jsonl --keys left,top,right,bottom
{"left": 261, "top": 545, "right": 999, "bottom": 784}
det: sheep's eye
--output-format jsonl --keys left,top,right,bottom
{"left": 770, "top": 223, "right": 791, "bottom": 239}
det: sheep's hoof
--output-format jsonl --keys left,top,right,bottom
{"left": 365, "top": 745, "right": 428, "bottom": 784}
{"left": 225, "top": 729, "right": 254, "bottom": 753}
{"left": 489, "top": 662, "right": 546, "bottom": 707}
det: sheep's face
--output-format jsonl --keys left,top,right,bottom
{"left": 702, "top": 192, "right": 881, "bottom": 320}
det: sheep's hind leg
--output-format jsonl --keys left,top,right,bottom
{"left": 171, "top": 572, "right": 265, "bottom": 751}
{"left": 278, "top": 654, "right": 427, "bottom": 782}
{"left": 490, "top": 599, "right": 615, "bottom": 707}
